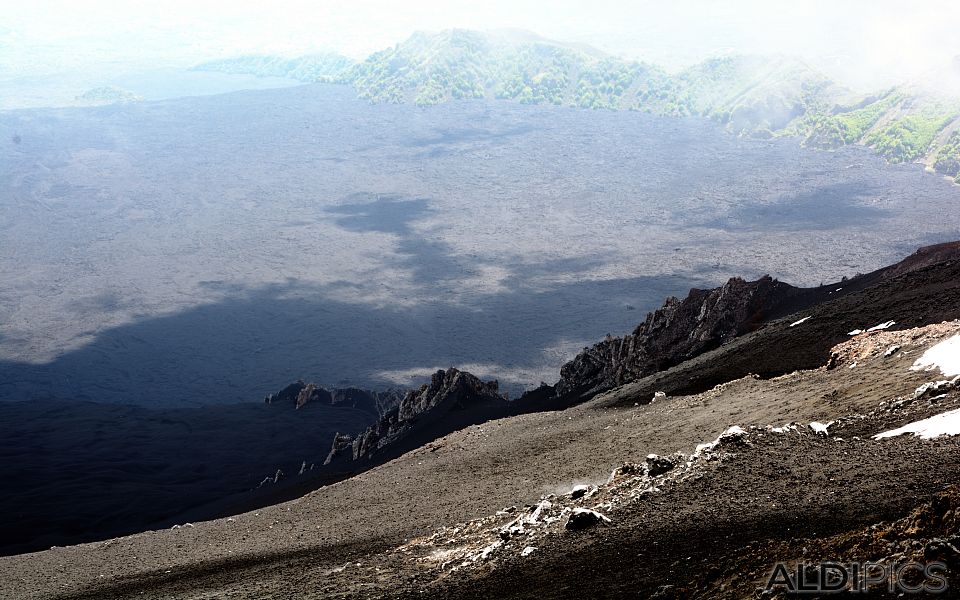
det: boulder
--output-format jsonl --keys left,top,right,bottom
{"left": 565, "top": 508, "right": 611, "bottom": 530}
{"left": 645, "top": 454, "right": 675, "bottom": 477}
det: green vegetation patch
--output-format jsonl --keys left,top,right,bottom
{"left": 862, "top": 104, "right": 959, "bottom": 163}
{"left": 335, "top": 30, "right": 960, "bottom": 168}
{"left": 802, "top": 91, "right": 904, "bottom": 148}
{"left": 933, "top": 129, "right": 960, "bottom": 177}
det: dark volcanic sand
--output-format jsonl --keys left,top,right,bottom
{"left": 2, "top": 316, "right": 959, "bottom": 599}
{"left": 1, "top": 84, "right": 959, "bottom": 406}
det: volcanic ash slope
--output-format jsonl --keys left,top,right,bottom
{"left": 4, "top": 316, "right": 960, "bottom": 598}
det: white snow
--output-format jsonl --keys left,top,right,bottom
{"left": 790, "top": 316, "right": 811, "bottom": 327}
{"left": 847, "top": 321, "right": 896, "bottom": 336}
{"left": 914, "top": 378, "right": 959, "bottom": 398}
{"left": 866, "top": 320, "right": 896, "bottom": 332}
{"left": 723, "top": 425, "right": 747, "bottom": 437}
{"left": 909, "top": 335, "right": 960, "bottom": 377}
{"left": 770, "top": 424, "right": 798, "bottom": 434}
{"left": 808, "top": 421, "right": 833, "bottom": 436}
{"left": 873, "top": 408, "right": 960, "bottom": 440}
{"left": 521, "top": 546, "right": 537, "bottom": 557}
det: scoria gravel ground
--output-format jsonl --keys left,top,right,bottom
{"left": 2, "top": 317, "right": 959, "bottom": 599}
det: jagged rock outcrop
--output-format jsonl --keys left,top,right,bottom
{"left": 264, "top": 380, "right": 402, "bottom": 414}
{"left": 554, "top": 275, "right": 797, "bottom": 401}
{"left": 325, "top": 368, "right": 509, "bottom": 466}
{"left": 323, "top": 432, "right": 355, "bottom": 466}
{"left": 263, "top": 381, "right": 306, "bottom": 406}
{"left": 545, "top": 242, "right": 960, "bottom": 408}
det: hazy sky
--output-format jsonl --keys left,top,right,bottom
{"left": 3, "top": 0, "right": 960, "bottom": 90}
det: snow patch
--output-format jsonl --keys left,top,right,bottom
{"left": 790, "top": 316, "right": 811, "bottom": 327}
{"left": 867, "top": 320, "right": 896, "bottom": 332}
{"left": 914, "top": 378, "right": 959, "bottom": 398}
{"left": 521, "top": 546, "right": 537, "bottom": 557}
{"left": 722, "top": 425, "right": 746, "bottom": 437}
{"left": 847, "top": 321, "right": 896, "bottom": 336}
{"left": 770, "top": 423, "right": 798, "bottom": 434}
{"left": 909, "top": 335, "right": 960, "bottom": 377}
{"left": 809, "top": 421, "right": 833, "bottom": 436}
{"left": 873, "top": 408, "right": 960, "bottom": 440}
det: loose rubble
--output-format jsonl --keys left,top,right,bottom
{"left": 830, "top": 321, "right": 960, "bottom": 370}
{"left": 394, "top": 426, "right": 751, "bottom": 573}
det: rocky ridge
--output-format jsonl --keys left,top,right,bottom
{"left": 323, "top": 368, "right": 509, "bottom": 466}
{"left": 560, "top": 242, "right": 960, "bottom": 407}
{"left": 273, "top": 242, "right": 960, "bottom": 493}
{"left": 553, "top": 275, "right": 798, "bottom": 402}
{"left": 381, "top": 322, "right": 960, "bottom": 598}
{"left": 263, "top": 380, "right": 402, "bottom": 414}
{"left": 3, "top": 290, "right": 960, "bottom": 598}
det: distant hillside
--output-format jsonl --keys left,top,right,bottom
{"left": 337, "top": 29, "right": 682, "bottom": 112}
{"left": 675, "top": 55, "right": 847, "bottom": 133}
{"left": 191, "top": 31, "right": 960, "bottom": 178}
{"left": 192, "top": 53, "right": 354, "bottom": 82}
{"left": 332, "top": 29, "right": 960, "bottom": 178}
{"left": 800, "top": 88, "right": 960, "bottom": 175}
{"left": 74, "top": 86, "right": 142, "bottom": 106}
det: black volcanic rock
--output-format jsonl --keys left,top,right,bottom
{"left": 325, "top": 368, "right": 509, "bottom": 466}
{"left": 264, "top": 380, "right": 306, "bottom": 405}
{"left": 553, "top": 275, "right": 797, "bottom": 402}
{"left": 264, "top": 381, "right": 401, "bottom": 414}
{"left": 332, "top": 387, "right": 405, "bottom": 415}
{"left": 323, "top": 433, "right": 355, "bottom": 466}
{"left": 551, "top": 242, "right": 960, "bottom": 407}
{"left": 565, "top": 508, "right": 611, "bottom": 530}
